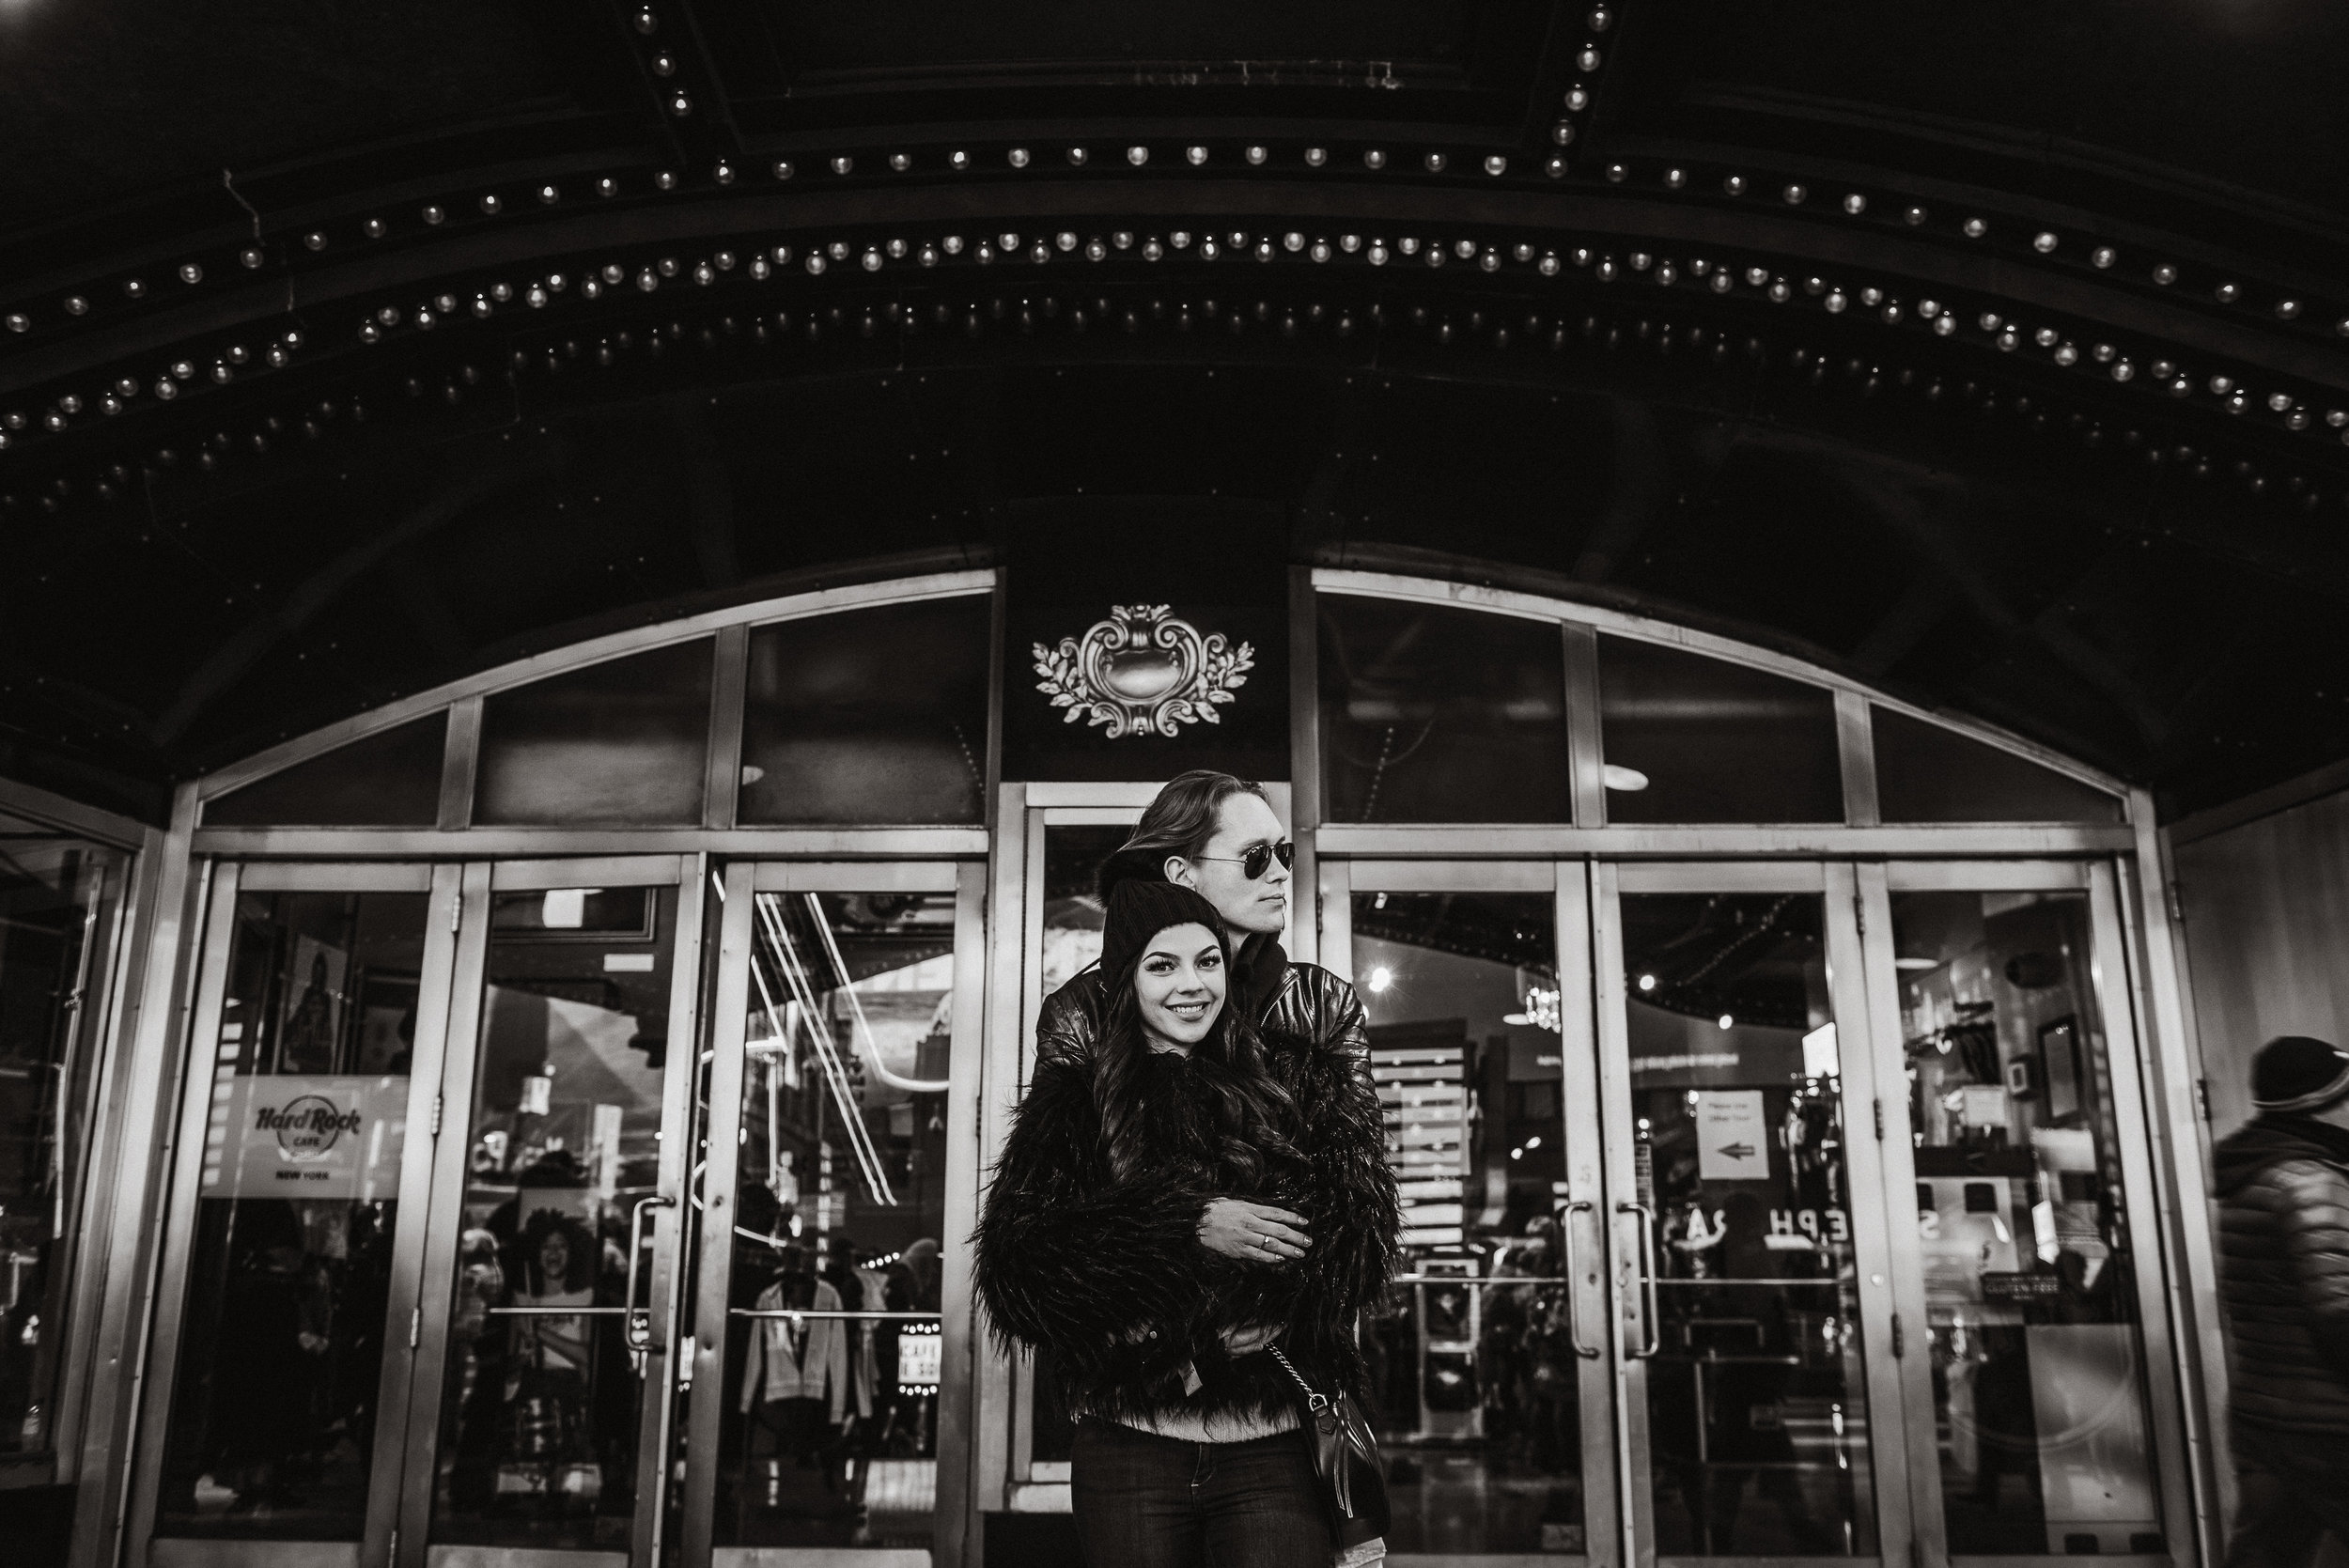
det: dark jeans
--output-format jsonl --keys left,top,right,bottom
{"left": 2226, "top": 1421, "right": 2349, "bottom": 1568}
{"left": 1070, "top": 1418, "right": 1332, "bottom": 1568}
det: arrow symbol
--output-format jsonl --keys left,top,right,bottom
{"left": 1718, "top": 1142, "right": 1756, "bottom": 1160}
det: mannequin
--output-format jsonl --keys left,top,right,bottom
{"left": 739, "top": 1243, "right": 852, "bottom": 1519}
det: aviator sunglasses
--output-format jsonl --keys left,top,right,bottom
{"left": 1194, "top": 840, "right": 1295, "bottom": 880}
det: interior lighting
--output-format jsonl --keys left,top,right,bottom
{"left": 1893, "top": 956, "right": 1940, "bottom": 971}
{"left": 1524, "top": 1136, "right": 1541, "bottom": 1151}
{"left": 1638, "top": 973, "right": 1657, "bottom": 992}
{"left": 1367, "top": 966, "right": 1394, "bottom": 994}
{"left": 1717, "top": 1013, "right": 1735, "bottom": 1031}
{"left": 1602, "top": 764, "right": 1650, "bottom": 791}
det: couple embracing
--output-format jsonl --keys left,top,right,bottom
{"left": 974, "top": 770, "right": 1403, "bottom": 1567}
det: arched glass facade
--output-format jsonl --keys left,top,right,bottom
{"left": 50, "top": 561, "right": 2226, "bottom": 1568}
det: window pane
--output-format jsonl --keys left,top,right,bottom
{"left": 155, "top": 890, "right": 428, "bottom": 1539}
{"left": 1894, "top": 891, "right": 2163, "bottom": 1556}
{"left": 1621, "top": 892, "right": 1876, "bottom": 1555}
{"left": 1353, "top": 891, "right": 1587, "bottom": 1554}
{"left": 474, "top": 642, "right": 713, "bottom": 825}
{"left": 430, "top": 885, "right": 677, "bottom": 1550}
{"left": 206, "top": 716, "right": 447, "bottom": 827}
{"left": 739, "top": 598, "right": 990, "bottom": 826}
{"left": 1871, "top": 709, "right": 2123, "bottom": 825}
{"left": 1320, "top": 596, "right": 1570, "bottom": 823}
{"left": 717, "top": 889, "right": 957, "bottom": 1547}
{"left": 0, "top": 831, "right": 120, "bottom": 1464}
{"left": 1023, "top": 824, "right": 1128, "bottom": 1472}
{"left": 1598, "top": 638, "right": 1843, "bottom": 824}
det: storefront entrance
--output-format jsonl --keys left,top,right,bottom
{"left": 1309, "top": 857, "right": 2189, "bottom": 1568}
{"left": 129, "top": 854, "right": 984, "bottom": 1568}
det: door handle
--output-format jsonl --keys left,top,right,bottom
{"left": 1561, "top": 1200, "right": 1602, "bottom": 1359}
{"left": 625, "top": 1193, "right": 677, "bottom": 1353}
{"left": 1616, "top": 1200, "right": 1661, "bottom": 1359}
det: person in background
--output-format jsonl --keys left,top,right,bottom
{"left": 2215, "top": 1035, "right": 2349, "bottom": 1568}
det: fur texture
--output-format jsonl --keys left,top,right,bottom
{"left": 974, "top": 993, "right": 1400, "bottom": 1430}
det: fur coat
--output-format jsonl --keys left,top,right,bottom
{"left": 972, "top": 1019, "right": 1400, "bottom": 1430}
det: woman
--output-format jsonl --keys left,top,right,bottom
{"left": 976, "top": 878, "right": 1398, "bottom": 1567}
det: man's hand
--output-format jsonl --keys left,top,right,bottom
{"left": 1197, "top": 1198, "right": 1311, "bottom": 1264}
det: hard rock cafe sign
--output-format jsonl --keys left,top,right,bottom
{"left": 1032, "top": 604, "right": 1255, "bottom": 738}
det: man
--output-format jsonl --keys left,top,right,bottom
{"left": 2216, "top": 1035, "right": 2349, "bottom": 1568}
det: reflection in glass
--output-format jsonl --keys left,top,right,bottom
{"left": 1023, "top": 826, "right": 1124, "bottom": 1471}
{"left": 1352, "top": 892, "right": 1585, "bottom": 1555}
{"left": 1870, "top": 709, "right": 2124, "bottom": 826}
{"left": 739, "top": 598, "right": 991, "bottom": 825}
{"left": 156, "top": 891, "right": 426, "bottom": 1539}
{"left": 0, "top": 827, "right": 119, "bottom": 1466}
{"left": 717, "top": 891, "right": 955, "bottom": 1548}
{"left": 1319, "top": 595, "right": 1571, "bottom": 823}
{"left": 430, "top": 887, "right": 676, "bottom": 1549}
{"left": 204, "top": 715, "right": 448, "bottom": 827}
{"left": 1598, "top": 638, "right": 1843, "bottom": 824}
{"left": 1621, "top": 893, "right": 1875, "bottom": 1555}
{"left": 1894, "top": 892, "right": 2162, "bottom": 1556}
{"left": 474, "top": 641, "right": 714, "bottom": 825}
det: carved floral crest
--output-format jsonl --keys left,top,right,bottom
{"left": 1032, "top": 605, "right": 1254, "bottom": 738}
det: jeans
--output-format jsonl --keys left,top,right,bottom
{"left": 1070, "top": 1418, "right": 1334, "bottom": 1568}
{"left": 2226, "top": 1421, "right": 2349, "bottom": 1568}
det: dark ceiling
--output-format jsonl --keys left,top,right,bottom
{"left": 2, "top": 0, "right": 2346, "bottom": 823}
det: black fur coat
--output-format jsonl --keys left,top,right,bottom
{"left": 972, "top": 1027, "right": 1400, "bottom": 1430}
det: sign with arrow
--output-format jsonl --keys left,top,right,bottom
{"left": 1696, "top": 1090, "right": 1768, "bottom": 1182}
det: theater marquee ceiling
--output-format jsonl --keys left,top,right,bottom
{"left": 1, "top": 1, "right": 2345, "bottom": 818}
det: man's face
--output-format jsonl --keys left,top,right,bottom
{"left": 1166, "top": 791, "right": 1290, "bottom": 937}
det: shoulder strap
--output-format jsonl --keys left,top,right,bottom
{"left": 1267, "top": 1344, "right": 1330, "bottom": 1411}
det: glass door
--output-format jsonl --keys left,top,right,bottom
{"left": 1595, "top": 864, "right": 1910, "bottom": 1568}
{"left": 1325, "top": 858, "right": 1617, "bottom": 1563}
{"left": 397, "top": 855, "right": 709, "bottom": 1568}
{"left": 132, "top": 861, "right": 462, "bottom": 1568}
{"left": 1854, "top": 862, "right": 2194, "bottom": 1568}
{"left": 679, "top": 860, "right": 987, "bottom": 1567}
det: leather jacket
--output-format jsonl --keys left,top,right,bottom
{"left": 2215, "top": 1116, "right": 2349, "bottom": 1435}
{"left": 1035, "top": 942, "right": 1370, "bottom": 1070}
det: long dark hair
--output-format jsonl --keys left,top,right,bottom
{"left": 1097, "top": 770, "right": 1268, "bottom": 900}
{"left": 1094, "top": 945, "right": 1307, "bottom": 1194}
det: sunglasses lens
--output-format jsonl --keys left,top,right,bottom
{"left": 1240, "top": 842, "right": 1297, "bottom": 879}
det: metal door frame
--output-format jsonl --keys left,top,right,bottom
{"left": 392, "top": 854, "right": 707, "bottom": 1568}
{"left": 1593, "top": 861, "right": 1912, "bottom": 1568}
{"left": 678, "top": 857, "right": 987, "bottom": 1568}
{"left": 1333, "top": 855, "right": 1622, "bottom": 1568}
{"left": 1853, "top": 861, "right": 2198, "bottom": 1568}
{"left": 127, "top": 860, "right": 463, "bottom": 1568}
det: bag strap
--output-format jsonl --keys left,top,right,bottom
{"left": 1267, "top": 1345, "right": 1330, "bottom": 1413}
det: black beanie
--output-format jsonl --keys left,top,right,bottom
{"left": 1099, "top": 879, "right": 1229, "bottom": 988}
{"left": 2252, "top": 1034, "right": 2349, "bottom": 1113}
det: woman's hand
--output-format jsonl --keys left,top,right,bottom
{"left": 1221, "top": 1321, "right": 1283, "bottom": 1357}
{"left": 1197, "top": 1198, "right": 1311, "bottom": 1264}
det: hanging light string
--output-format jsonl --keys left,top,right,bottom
{"left": 756, "top": 893, "right": 896, "bottom": 1204}
{"left": 803, "top": 892, "right": 953, "bottom": 1094}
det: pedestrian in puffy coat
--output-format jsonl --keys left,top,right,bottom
{"left": 2214, "top": 1034, "right": 2349, "bottom": 1568}
{"left": 973, "top": 876, "right": 1399, "bottom": 1567}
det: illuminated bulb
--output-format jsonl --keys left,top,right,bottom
{"left": 1367, "top": 966, "right": 1394, "bottom": 994}
{"left": 1638, "top": 974, "right": 1657, "bottom": 993}
{"left": 1718, "top": 1014, "right": 1735, "bottom": 1031}
{"left": 1602, "top": 764, "right": 1649, "bottom": 791}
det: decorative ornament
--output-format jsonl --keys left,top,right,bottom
{"left": 1032, "top": 604, "right": 1254, "bottom": 738}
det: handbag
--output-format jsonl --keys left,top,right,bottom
{"left": 1268, "top": 1344, "right": 1391, "bottom": 1544}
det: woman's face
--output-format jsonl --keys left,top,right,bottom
{"left": 1167, "top": 791, "right": 1290, "bottom": 937}
{"left": 1134, "top": 922, "right": 1227, "bottom": 1048}
{"left": 538, "top": 1231, "right": 569, "bottom": 1283}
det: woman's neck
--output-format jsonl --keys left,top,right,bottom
{"left": 1142, "top": 1026, "right": 1192, "bottom": 1058}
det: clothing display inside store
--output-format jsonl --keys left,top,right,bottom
{"left": 718, "top": 889, "right": 954, "bottom": 1548}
